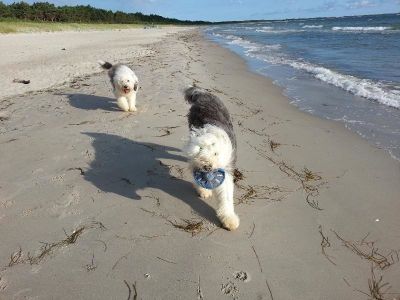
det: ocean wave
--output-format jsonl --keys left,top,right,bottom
{"left": 302, "top": 25, "right": 323, "bottom": 28}
{"left": 226, "top": 36, "right": 281, "bottom": 52}
{"left": 222, "top": 34, "right": 241, "bottom": 40}
{"left": 243, "top": 49, "right": 400, "bottom": 108}
{"left": 211, "top": 32, "right": 223, "bottom": 37}
{"left": 210, "top": 31, "right": 400, "bottom": 109}
{"left": 332, "top": 26, "right": 391, "bottom": 31}
{"left": 255, "top": 27, "right": 304, "bottom": 33}
{"left": 287, "top": 62, "right": 400, "bottom": 109}
{"left": 255, "top": 26, "right": 274, "bottom": 32}
{"left": 228, "top": 37, "right": 262, "bottom": 51}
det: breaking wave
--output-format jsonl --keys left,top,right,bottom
{"left": 332, "top": 26, "right": 392, "bottom": 32}
{"left": 213, "top": 34, "right": 400, "bottom": 109}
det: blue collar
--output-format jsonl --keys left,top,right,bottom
{"left": 193, "top": 168, "right": 226, "bottom": 190}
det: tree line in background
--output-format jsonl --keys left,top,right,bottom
{"left": 0, "top": 1, "right": 210, "bottom": 24}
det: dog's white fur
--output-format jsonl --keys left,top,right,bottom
{"left": 99, "top": 61, "right": 139, "bottom": 112}
{"left": 113, "top": 65, "right": 138, "bottom": 112}
{"left": 185, "top": 124, "right": 239, "bottom": 230}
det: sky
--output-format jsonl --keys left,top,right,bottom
{"left": 4, "top": 0, "right": 400, "bottom": 21}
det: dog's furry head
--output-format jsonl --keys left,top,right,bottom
{"left": 185, "top": 124, "right": 234, "bottom": 172}
{"left": 112, "top": 65, "right": 138, "bottom": 95}
{"left": 184, "top": 86, "right": 237, "bottom": 166}
{"left": 99, "top": 61, "right": 138, "bottom": 95}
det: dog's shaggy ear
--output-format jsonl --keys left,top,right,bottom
{"left": 184, "top": 86, "right": 203, "bottom": 104}
{"left": 98, "top": 60, "right": 113, "bottom": 70}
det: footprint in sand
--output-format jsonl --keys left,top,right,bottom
{"left": 221, "top": 280, "right": 238, "bottom": 298}
{"left": 233, "top": 271, "right": 251, "bottom": 283}
{"left": 51, "top": 174, "right": 64, "bottom": 183}
{"left": 0, "top": 275, "right": 7, "bottom": 291}
{"left": 48, "top": 186, "right": 81, "bottom": 218}
{"left": 1, "top": 199, "right": 13, "bottom": 209}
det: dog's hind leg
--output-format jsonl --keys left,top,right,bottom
{"left": 128, "top": 93, "right": 137, "bottom": 112}
{"left": 214, "top": 173, "right": 240, "bottom": 231}
{"left": 117, "top": 97, "right": 129, "bottom": 112}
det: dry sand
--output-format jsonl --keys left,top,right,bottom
{"left": 0, "top": 27, "right": 190, "bottom": 99}
{"left": 0, "top": 29, "right": 399, "bottom": 299}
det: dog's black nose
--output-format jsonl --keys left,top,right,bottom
{"left": 123, "top": 85, "right": 128, "bottom": 89}
{"left": 203, "top": 165, "right": 212, "bottom": 172}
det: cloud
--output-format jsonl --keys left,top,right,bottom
{"left": 346, "top": 0, "right": 377, "bottom": 9}
{"left": 249, "top": 0, "right": 341, "bottom": 18}
{"left": 322, "top": 1, "right": 339, "bottom": 10}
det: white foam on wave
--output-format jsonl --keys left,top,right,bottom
{"left": 211, "top": 32, "right": 400, "bottom": 109}
{"left": 302, "top": 25, "right": 323, "bottom": 28}
{"left": 255, "top": 27, "right": 304, "bottom": 33}
{"left": 255, "top": 26, "right": 274, "bottom": 32}
{"left": 286, "top": 61, "right": 400, "bottom": 109}
{"left": 211, "top": 32, "right": 223, "bottom": 38}
{"left": 226, "top": 36, "right": 281, "bottom": 52}
{"left": 332, "top": 26, "right": 391, "bottom": 31}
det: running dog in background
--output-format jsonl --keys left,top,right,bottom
{"left": 184, "top": 86, "right": 239, "bottom": 231}
{"left": 99, "top": 61, "right": 139, "bottom": 112}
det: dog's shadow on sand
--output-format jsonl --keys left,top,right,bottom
{"left": 66, "top": 94, "right": 118, "bottom": 111}
{"left": 83, "top": 132, "right": 219, "bottom": 224}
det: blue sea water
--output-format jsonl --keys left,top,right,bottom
{"left": 205, "top": 13, "right": 400, "bottom": 160}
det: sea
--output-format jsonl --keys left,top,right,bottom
{"left": 205, "top": 13, "right": 400, "bottom": 161}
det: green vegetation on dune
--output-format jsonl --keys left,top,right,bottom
{"left": 0, "top": 19, "right": 148, "bottom": 33}
{"left": 0, "top": 1, "right": 209, "bottom": 33}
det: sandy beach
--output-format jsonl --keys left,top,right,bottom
{"left": 1, "top": 28, "right": 399, "bottom": 300}
{"left": 0, "top": 27, "right": 189, "bottom": 100}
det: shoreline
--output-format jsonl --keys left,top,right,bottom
{"left": 201, "top": 30, "right": 398, "bottom": 162}
{"left": 0, "top": 29, "right": 399, "bottom": 299}
{"left": 206, "top": 25, "right": 400, "bottom": 162}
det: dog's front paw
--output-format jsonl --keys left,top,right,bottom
{"left": 117, "top": 97, "right": 129, "bottom": 112}
{"left": 197, "top": 188, "right": 212, "bottom": 200}
{"left": 218, "top": 213, "right": 240, "bottom": 231}
{"left": 129, "top": 106, "right": 137, "bottom": 112}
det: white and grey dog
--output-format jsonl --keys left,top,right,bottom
{"left": 99, "top": 61, "right": 139, "bottom": 112}
{"left": 184, "top": 86, "right": 239, "bottom": 231}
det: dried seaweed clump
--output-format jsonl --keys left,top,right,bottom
{"left": 6, "top": 221, "right": 106, "bottom": 268}
{"left": 237, "top": 184, "right": 288, "bottom": 204}
{"left": 356, "top": 266, "right": 397, "bottom": 300}
{"left": 318, "top": 225, "right": 336, "bottom": 265}
{"left": 169, "top": 219, "right": 204, "bottom": 236}
{"left": 247, "top": 141, "right": 326, "bottom": 210}
{"left": 333, "top": 231, "right": 399, "bottom": 270}
{"left": 233, "top": 168, "right": 244, "bottom": 183}
{"left": 269, "top": 139, "right": 281, "bottom": 152}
